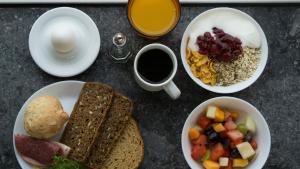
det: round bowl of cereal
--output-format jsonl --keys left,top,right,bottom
{"left": 180, "top": 7, "right": 268, "bottom": 93}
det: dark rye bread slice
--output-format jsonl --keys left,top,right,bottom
{"left": 86, "top": 92, "right": 133, "bottom": 169}
{"left": 60, "top": 82, "right": 114, "bottom": 163}
{"left": 101, "top": 118, "right": 144, "bottom": 169}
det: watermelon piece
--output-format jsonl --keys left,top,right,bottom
{"left": 250, "top": 139, "right": 258, "bottom": 150}
{"left": 191, "top": 145, "right": 206, "bottom": 160}
{"left": 224, "top": 120, "right": 237, "bottom": 131}
{"left": 233, "top": 138, "right": 244, "bottom": 145}
{"left": 192, "top": 134, "right": 207, "bottom": 146}
{"left": 227, "top": 130, "right": 244, "bottom": 142}
{"left": 210, "top": 143, "right": 225, "bottom": 161}
{"left": 198, "top": 115, "right": 212, "bottom": 129}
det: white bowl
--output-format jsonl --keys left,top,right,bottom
{"left": 181, "top": 97, "right": 271, "bottom": 169}
{"left": 180, "top": 7, "right": 268, "bottom": 93}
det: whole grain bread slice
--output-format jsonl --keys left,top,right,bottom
{"left": 60, "top": 82, "right": 114, "bottom": 163}
{"left": 86, "top": 92, "right": 133, "bottom": 168}
{"left": 101, "top": 118, "right": 144, "bottom": 169}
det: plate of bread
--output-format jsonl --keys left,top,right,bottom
{"left": 13, "top": 80, "right": 144, "bottom": 169}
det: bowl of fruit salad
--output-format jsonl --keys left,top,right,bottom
{"left": 180, "top": 7, "right": 268, "bottom": 93}
{"left": 181, "top": 97, "right": 270, "bottom": 169}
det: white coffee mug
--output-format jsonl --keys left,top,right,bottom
{"left": 134, "top": 43, "right": 181, "bottom": 100}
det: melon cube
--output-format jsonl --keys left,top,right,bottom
{"left": 236, "top": 142, "right": 256, "bottom": 159}
{"left": 219, "top": 157, "right": 229, "bottom": 167}
{"left": 206, "top": 106, "right": 217, "bottom": 119}
{"left": 245, "top": 116, "right": 256, "bottom": 133}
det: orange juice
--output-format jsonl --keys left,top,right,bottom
{"left": 128, "top": 0, "right": 180, "bottom": 38}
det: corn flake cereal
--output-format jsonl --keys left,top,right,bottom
{"left": 186, "top": 48, "right": 217, "bottom": 85}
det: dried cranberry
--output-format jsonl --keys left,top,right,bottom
{"left": 196, "top": 27, "right": 243, "bottom": 62}
{"left": 204, "top": 32, "right": 212, "bottom": 38}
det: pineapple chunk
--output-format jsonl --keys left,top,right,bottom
{"left": 206, "top": 106, "right": 217, "bottom": 119}
{"left": 188, "top": 128, "right": 200, "bottom": 140}
{"left": 233, "top": 159, "right": 249, "bottom": 167}
{"left": 203, "top": 160, "right": 220, "bottom": 169}
{"left": 219, "top": 157, "right": 229, "bottom": 167}
{"left": 194, "top": 125, "right": 203, "bottom": 133}
{"left": 213, "top": 123, "right": 226, "bottom": 132}
{"left": 236, "top": 142, "right": 256, "bottom": 159}
{"left": 215, "top": 109, "right": 225, "bottom": 122}
{"left": 231, "top": 112, "right": 239, "bottom": 120}
{"left": 245, "top": 116, "right": 256, "bottom": 133}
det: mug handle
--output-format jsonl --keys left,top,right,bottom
{"left": 163, "top": 81, "right": 181, "bottom": 100}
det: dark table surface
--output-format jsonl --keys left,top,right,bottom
{"left": 0, "top": 4, "right": 299, "bottom": 169}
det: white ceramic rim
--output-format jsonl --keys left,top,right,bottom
{"left": 180, "top": 7, "right": 268, "bottom": 94}
{"left": 181, "top": 96, "right": 271, "bottom": 169}
{"left": 134, "top": 43, "right": 178, "bottom": 87}
{"left": 29, "top": 7, "right": 101, "bottom": 77}
{"left": 13, "top": 80, "right": 85, "bottom": 169}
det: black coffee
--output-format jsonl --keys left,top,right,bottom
{"left": 137, "top": 49, "right": 173, "bottom": 83}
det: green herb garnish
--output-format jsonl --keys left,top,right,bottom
{"left": 47, "top": 156, "right": 86, "bottom": 169}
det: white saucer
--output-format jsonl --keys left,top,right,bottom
{"left": 13, "top": 81, "right": 85, "bottom": 169}
{"left": 29, "top": 7, "right": 100, "bottom": 77}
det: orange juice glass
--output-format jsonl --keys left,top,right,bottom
{"left": 127, "top": 0, "right": 181, "bottom": 39}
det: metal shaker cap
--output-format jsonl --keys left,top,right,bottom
{"left": 113, "top": 32, "right": 127, "bottom": 47}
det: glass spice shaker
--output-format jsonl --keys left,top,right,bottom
{"left": 108, "top": 32, "right": 132, "bottom": 63}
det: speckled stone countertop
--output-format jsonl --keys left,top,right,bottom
{"left": 0, "top": 4, "right": 299, "bottom": 169}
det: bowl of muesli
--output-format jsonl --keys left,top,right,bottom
{"left": 180, "top": 7, "right": 268, "bottom": 93}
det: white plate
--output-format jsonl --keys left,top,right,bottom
{"left": 29, "top": 7, "right": 100, "bottom": 77}
{"left": 180, "top": 7, "right": 268, "bottom": 94}
{"left": 13, "top": 81, "right": 84, "bottom": 169}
